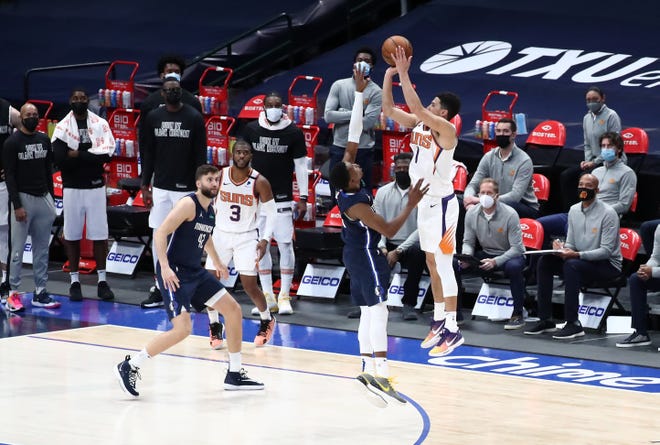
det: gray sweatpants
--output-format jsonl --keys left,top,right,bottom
{"left": 10, "top": 192, "right": 56, "bottom": 290}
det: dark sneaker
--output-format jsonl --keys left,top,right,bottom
{"left": 429, "top": 329, "right": 464, "bottom": 357}
{"left": 209, "top": 322, "right": 224, "bottom": 350}
{"left": 69, "top": 282, "right": 83, "bottom": 302}
{"left": 523, "top": 319, "right": 557, "bottom": 335}
{"left": 97, "top": 281, "right": 115, "bottom": 301}
{"left": 616, "top": 331, "right": 651, "bottom": 348}
{"left": 223, "top": 368, "right": 264, "bottom": 390}
{"left": 355, "top": 372, "right": 388, "bottom": 408}
{"left": 504, "top": 315, "right": 526, "bottom": 330}
{"left": 552, "top": 321, "right": 585, "bottom": 340}
{"left": 347, "top": 307, "right": 361, "bottom": 319}
{"left": 114, "top": 355, "right": 140, "bottom": 397}
{"left": 402, "top": 305, "right": 418, "bottom": 321}
{"left": 368, "top": 374, "right": 407, "bottom": 404}
{"left": 254, "top": 317, "right": 276, "bottom": 347}
{"left": 421, "top": 319, "right": 446, "bottom": 349}
{"left": 31, "top": 290, "right": 61, "bottom": 309}
{"left": 140, "top": 286, "right": 163, "bottom": 308}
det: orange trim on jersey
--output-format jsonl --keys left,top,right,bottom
{"left": 228, "top": 167, "right": 255, "bottom": 186}
{"left": 439, "top": 225, "right": 456, "bottom": 255}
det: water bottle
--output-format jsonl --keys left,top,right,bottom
{"left": 104, "top": 89, "right": 111, "bottom": 107}
{"left": 482, "top": 120, "right": 489, "bottom": 140}
{"left": 114, "top": 139, "right": 121, "bottom": 156}
{"left": 286, "top": 104, "right": 294, "bottom": 121}
{"left": 305, "top": 107, "right": 315, "bottom": 125}
{"left": 126, "top": 139, "right": 134, "bottom": 158}
{"left": 205, "top": 97, "right": 212, "bottom": 114}
{"left": 207, "top": 147, "right": 213, "bottom": 164}
{"left": 475, "top": 120, "right": 482, "bottom": 139}
{"left": 489, "top": 121, "right": 495, "bottom": 139}
{"left": 98, "top": 89, "right": 105, "bottom": 107}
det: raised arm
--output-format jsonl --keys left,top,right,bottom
{"left": 382, "top": 67, "right": 417, "bottom": 128}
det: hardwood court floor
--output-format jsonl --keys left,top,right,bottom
{"left": 1, "top": 318, "right": 659, "bottom": 445}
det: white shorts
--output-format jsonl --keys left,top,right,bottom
{"left": 149, "top": 187, "right": 190, "bottom": 228}
{"left": 257, "top": 201, "right": 294, "bottom": 243}
{"left": 63, "top": 187, "right": 108, "bottom": 240}
{"left": 0, "top": 182, "right": 7, "bottom": 226}
{"left": 207, "top": 229, "right": 260, "bottom": 276}
{"left": 417, "top": 194, "right": 459, "bottom": 255}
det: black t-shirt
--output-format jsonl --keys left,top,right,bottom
{"left": 2, "top": 130, "right": 53, "bottom": 208}
{"left": 243, "top": 120, "right": 307, "bottom": 202}
{"left": 141, "top": 104, "right": 206, "bottom": 191}
{"left": 52, "top": 118, "right": 111, "bottom": 189}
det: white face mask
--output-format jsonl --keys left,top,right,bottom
{"left": 265, "top": 107, "right": 283, "bottom": 122}
{"left": 479, "top": 194, "right": 495, "bottom": 209}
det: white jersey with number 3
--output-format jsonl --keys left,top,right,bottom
{"left": 214, "top": 166, "right": 260, "bottom": 233}
{"left": 408, "top": 122, "right": 455, "bottom": 198}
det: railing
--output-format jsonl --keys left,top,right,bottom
{"left": 24, "top": 61, "right": 112, "bottom": 102}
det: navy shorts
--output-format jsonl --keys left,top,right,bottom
{"left": 343, "top": 247, "right": 390, "bottom": 307}
{"left": 156, "top": 263, "right": 225, "bottom": 320}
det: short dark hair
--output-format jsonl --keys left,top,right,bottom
{"left": 600, "top": 131, "right": 624, "bottom": 155}
{"left": 196, "top": 164, "right": 219, "bottom": 180}
{"left": 497, "top": 117, "right": 517, "bottom": 132}
{"left": 157, "top": 54, "right": 186, "bottom": 75}
{"left": 330, "top": 162, "right": 350, "bottom": 190}
{"left": 479, "top": 177, "right": 499, "bottom": 194}
{"left": 436, "top": 92, "right": 461, "bottom": 120}
{"left": 232, "top": 139, "right": 252, "bottom": 152}
{"left": 393, "top": 152, "right": 413, "bottom": 162}
{"left": 586, "top": 85, "right": 604, "bottom": 98}
{"left": 70, "top": 86, "right": 88, "bottom": 98}
{"left": 354, "top": 47, "right": 377, "bottom": 66}
{"left": 264, "top": 91, "right": 282, "bottom": 102}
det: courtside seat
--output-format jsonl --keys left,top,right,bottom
{"left": 106, "top": 178, "right": 152, "bottom": 251}
{"left": 294, "top": 205, "right": 344, "bottom": 262}
{"left": 532, "top": 173, "right": 550, "bottom": 215}
{"left": 525, "top": 120, "right": 566, "bottom": 175}
{"left": 620, "top": 127, "right": 648, "bottom": 173}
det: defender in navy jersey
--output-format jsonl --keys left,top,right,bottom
{"left": 330, "top": 67, "right": 428, "bottom": 406}
{"left": 115, "top": 165, "right": 264, "bottom": 397}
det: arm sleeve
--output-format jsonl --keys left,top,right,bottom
{"left": 323, "top": 82, "right": 351, "bottom": 124}
{"left": 493, "top": 214, "right": 525, "bottom": 267}
{"left": 294, "top": 156, "right": 308, "bottom": 198}
{"left": 259, "top": 199, "right": 277, "bottom": 241}
{"left": 3, "top": 139, "right": 21, "bottom": 209}
{"left": 361, "top": 87, "right": 382, "bottom": 131}
{"left": 579, "top": 209, "right": 620, "bottom": 262}
{"left": 45, "top": 140, "right": 54, "bottom": 197}
{"left": 499, "top": 157, "right": 533, "bottom": 204}
{"left": 348, "top": 91, "right": 364, "bottom": 144}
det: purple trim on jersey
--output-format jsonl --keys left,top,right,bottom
{"left": 440, "top": 193, "right": 455, "bottom": 235}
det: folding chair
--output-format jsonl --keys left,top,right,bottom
{"left": 532, "top": 173, "right": 550, "bottom": 215}
{"left": 620, "top": 127, "right": 648, "bottom": 173}
{"left": 525, "top": 120, "right": 566, "bottom": 176}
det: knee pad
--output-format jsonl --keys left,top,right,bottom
{"left": 436, "top": 253, "right": 458, "bottom": 297}
{"left": 368, "top": 302, "right": 389, "bottom": 352}
{"left": 277, "top": 242, "right": 295, "bottom": 270}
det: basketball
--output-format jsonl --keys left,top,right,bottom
{"left": 381, "top": 35, "right": 413, "bottom": 66}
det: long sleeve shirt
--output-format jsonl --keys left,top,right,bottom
{"left": 583, "top": 105, "right": 622, "bottom": 165}
{"left": 462, "top": 201, "right": 524, "bottom": 267}
{"left": 3, "top": 130, "right": 54, "bottom": 208}
{"left": 566, "top": 199, "right": 622, "bottom": 270}
{"left": 323, "top": 77, "right": 382, "bottom": 149}
{"left": 372, "top": 181, "right": 419, "bottom": 251}
{"left": 648, "top": 224, "right": 660, "bottom": 278}
{"left": 464, "top": 144, "right": 539, "bottom": 211}
{"left": 591, "top": 158, "right": 637, "bottom": 215}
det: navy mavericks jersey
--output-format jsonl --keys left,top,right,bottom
{"left": 336, "top": 188, "right": 381, "bottom": 250}
{"left": 166, "top": 193, "right": 215, "bottom": 268}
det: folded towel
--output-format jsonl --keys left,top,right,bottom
{"left": 52, "top": 110, "right": 115, "bottom": 155}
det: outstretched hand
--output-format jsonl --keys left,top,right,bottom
{"left": 353, "top": 65, "right": 369, "bottom": 93}
{"left": 407, "top": 179, "right": 429, "bottom": 207}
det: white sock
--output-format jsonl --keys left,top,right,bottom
{"left": 374, "top": 357, "right": 389, "bottom": 378}
{"left": 208, "top": 309, "right": 219, "bottom": 324}
{"left": 279, "top": 273, "right": 293, "bottom": 296}
{"left": 259, "top": 310, "right": 271, "bottom": 321}
{"left": 228, "top": 352, "right": 241, "bottom": 372}
{"left": 154, "top": 277, "right": 160, "bottom": 290}
{"left": 361, "top": 356, "right": 374, "bottom": 374}
{"left": 35, "top": 286, "right": 45, "bottom": 294}
{"left": 70, "top": 272, "right": 80, "bottom": 284}
{"left": 2, "top": 270, "right": 6, "bottom": 282}
{"left": 259, "top": 272, "right": 273, "bottom": 296}
{"left": 129, "top": 348, "right": 150, "bottom": 368}
{"left": 434, "top": 302, "right": 446, "bottom": 321}
{"left": 97, "top": 270, "right": 106, "bottom": 282}
{"left": 445, "top": 311, "right": 458, "bottom": 333}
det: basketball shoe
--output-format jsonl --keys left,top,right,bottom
{"left": 251, "top": 293, "right": 278, "bottom": 315}
{"left": 140, "top": 286, "right": 163, "bottom": 308}
{"left": 421, "top": 319, "right": 445, "bottom": 349}
{"left": 277, "top": 292, "right": 293, "bottom": 315}
{"left": 429, "top": 329, "right": 464, "bottom": 357}
{"left": 32, "top": 290, "right": 61, "bottom": 309}
{"left": 115, "top": 355, "right": 140, "bottom": 397}
{"left": 359, "top": 372, "right": 407, "bottom": 405}
{"left": 224, "top": 368, "right": 264, "bottom": 390}
{"left": 209, "top": 322, "right": 224, "bottom": 350}
{"left": 5, "top": 291, "right": 23, "bottom": 312}
{"left": 355, "top": 373, "right": 388, "bottom": 408}
{"left": 254, "top": 316, "right": 276, "bottom": 346}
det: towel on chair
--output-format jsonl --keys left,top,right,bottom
{"left": 51, "top": 110, "right": 115, "bottom": 155}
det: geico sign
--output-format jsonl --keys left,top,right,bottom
{"left": 107, "top": 252, "right": 139, "bottom": 263}
{"left": 578, "top": 304, "right": 605, "bottom": 317}
{"left": 388, "top": 285, "right": 426, "bottom": 297}
{"left": 421, "top": 41, "right": 660, "bottom": 88}
{"left": 477, "top": 294, "right": 513, "bottom": 306}
{"left": 302, "top": 276, "right": 340, "bottom": 286}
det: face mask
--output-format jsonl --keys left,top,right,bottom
{"left": 22, "top": 117, "right": 39, "bottom": 133}
{"left": 164, "top": 89, "right": 182, "bottom": 105}
{"left": 71, "top": 102, "right": 88, "bottom": 115}
{"left": 495, "top": 135, "right": 511, "bottom": 148}
{"left": 601, "top": 148, "right": 616, "bottom": 162}
{"left": 479, "top": 194, "right": 495, "bottom": 209}
{"left": 577, "top": 187, "right": 596, "bottom": 202}
{"left": 354, "top": 61, "right": 370, "bottom": 77}
{"left": 163, "top": 72, "right": 181, "bottom": 82}
{"left": 587, "top": 102, "right": 602, "bottom": 113}
{"left": 265, "top": 107, "right": 283, "bottom": 122}
{"left": 394, "top": 171, "right": 411, "bottom": 189}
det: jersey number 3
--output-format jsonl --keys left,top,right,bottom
{"left": 229, "top": 204, "right": 241, "bottom": 222}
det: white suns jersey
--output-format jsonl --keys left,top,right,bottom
{"left": 408, "top": 121, "right": 456, "bottom": 198}
{"left": 214, "top": 166, "right": 260, "bottom": 233}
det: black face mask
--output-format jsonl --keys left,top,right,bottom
{"left": 495, "top": 135, "right": 511, "bottom": 148}
{"left": 395, "top": 171, "right": 411, "bottom": 189}
{"left": 22, "top": 117, "right": 39, "bottom": 133}
{"left": 577, "top": 187, "right": 596, "bottom": 202}
{"left": 71, "top": 101, "right": 88, "bottom": 115}
{"left": 164, "top": 89, "right": 182, "bottom": 105}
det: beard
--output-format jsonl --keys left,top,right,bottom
{"left": 200, "top": 187, "right": 218, "bottom": 199}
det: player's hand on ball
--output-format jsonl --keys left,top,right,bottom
{"left": 393, "top": 46, "right": 412, "bottom": 74}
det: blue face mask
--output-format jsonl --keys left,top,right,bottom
{"left": 601, "top": 148, "right": 617, "bottom": 162}
{"left": 354, "top": 61, "right": 370, "bottom": 77}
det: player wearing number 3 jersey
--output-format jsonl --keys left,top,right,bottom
{"left": 206, "top": 140, "right": 278, "bottom": 347}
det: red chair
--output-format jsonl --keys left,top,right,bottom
{"left": 525, "top": 120, "right": 566, "bottom": 175}
{"left": 452, "top": 164, "right": 468, "bottom": 193}
{"left": 620, "top": 127, "right": 648, "bottom": 173}
{"left": 520, "top": 218, "right": 544, "bottom": 251}
{"left": 630, "top": 191, "right": 638, "bottom": 213}
{"left": 323, "top": 205, "right": 343, "bottom": 228}
{"left": 532, "top": 173, "right": 550, "bottom": 215}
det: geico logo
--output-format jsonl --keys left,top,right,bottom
{"left": 477, "top": 294, "right": 513, "bottom": 306}
{"left": 227, "top": 267, "right": 238, "bottom": 276}
{"left": 55, "top": 200, "right": 64, "bottom": 209}
{"left": 388, "top": 285, "right": 425, "bottom": 297}
{"left": 301, "top": 276, "right": 340, "bottom": 286}
{"left": 23, "top": 242, "right": 32, "bottom": 252}
{"left": 421, "top": 41, "right": 660, "bottom": 89}
{"left": 578, "top": 305, "right": 605, "bottom": 317}
{"left": 107, "top": 253, "right": 139, "bottom": 263}
{"left": 428, "top": 355, "right": 660, "bottom": 389}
